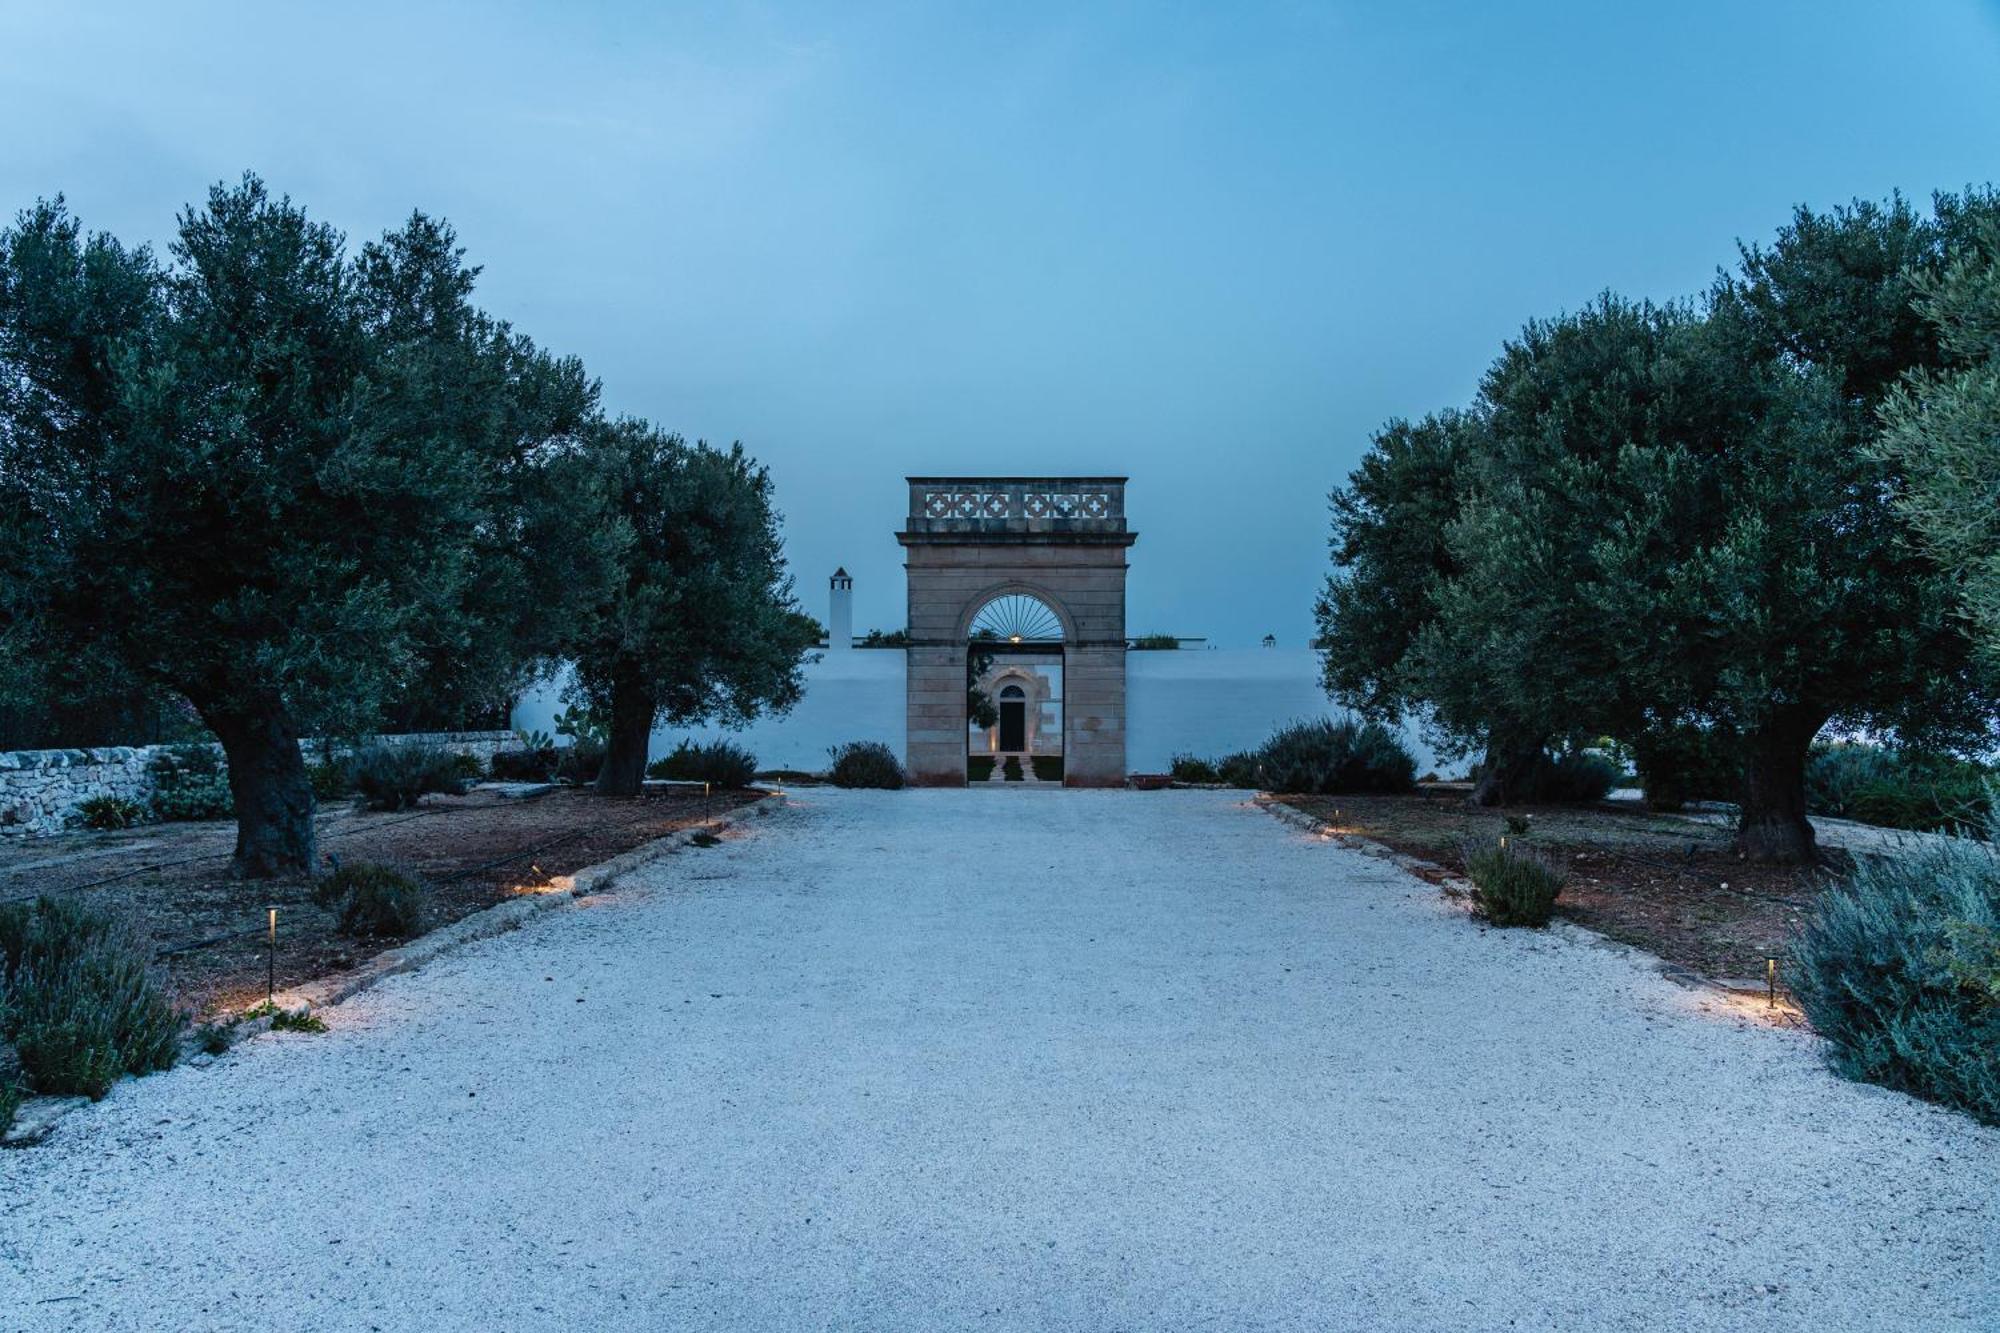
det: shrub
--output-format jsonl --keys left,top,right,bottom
{"left": 1003, "top": 755, "right": 1024, "bottom": 781}
{"left": 1535, "top": 750, "right": 1620, "bottom": 805}
{"left": 967, "top": 755, "right": 996, "bottom": 782}
{"left": 1031, "top": 755, "right": 1063, "bottom": 782}
{"left": 313, "top": 862, "right": 427, "bottom": 939}
{"left": 647, "top": 738, "right": 758, "bottom": 788}
{"left": 1217, "top": 751, "right": 1264, "bottom": 788}
{"left": 490, "top": 746, "right": 558, "bottom": 782}
{"left": 554, "top": 739, "right": 604, "bottom": 785}
{"left": 0, "top": 1067, "right": 20, "bottom": 1136}
{"left": 1461, "top": 839, "right": 1563, "bottom": 927}
{"left": 827, "top": 741, "right": 905, "bottom": 789}
{"left": 349, "top": 743, "right": 469, "bottom": 812}
{"left": 0, "top": 897, "right": 183, "bottom": 1099}
{"left": 1633, "top": 726, "right": 1739, "bottom": 812}
{"left": 1252, "top": 718, "right": 1417, "bottom": 796}
{"left": 76, "top": 796, "right": 146, "bottom": 830}
{"left": 1806, "top": 743, "right": 1992, "bottom": 834}
{"left": 307, "top": 760, "right": 351, "bottom": 801}
{"left": 1169, "top": 754, "right": 1221, "bottom": 783}
{"left": 1130, "top": 633, "right": 1180, "bottom": 650}
{"left": 146, "top": 744, "right": 233, "bottom": 821}
{"left": 449, "top": 752, "right": 486, "bottom": 783}
{"left": 1791, "top": 812, "right": 2000, "bottom": 1123}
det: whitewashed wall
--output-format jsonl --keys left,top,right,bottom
{"left": 514, "top": 648, "right": 1445, "bottom": 777}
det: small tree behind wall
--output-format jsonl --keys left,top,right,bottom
{"left": 570, "top": 422, "right": 820, "bottom": 797}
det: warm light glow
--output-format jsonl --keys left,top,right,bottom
{"left": 1009, "top": 634, "right": 1022, "bottom": 643}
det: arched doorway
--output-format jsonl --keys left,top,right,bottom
{"left": 966, "top": 593, "right": 1064, "bottom": 780}
{"left": 998, "top": 686, "right": 1027, "bottom": 752}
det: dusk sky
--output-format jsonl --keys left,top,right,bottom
{"left": 5, "top": 1, "right": 1997, "bottom": 645}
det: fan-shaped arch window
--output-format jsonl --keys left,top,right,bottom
{"left": 968, "top": 593, "right": 1064, "bottom": 644}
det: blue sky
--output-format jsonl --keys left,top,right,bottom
{"left": 4, "top": 1, "right": 1997, "bottom": 644}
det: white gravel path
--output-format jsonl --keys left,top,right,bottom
{"left": 3, "top": 790, "right": 1996, "bottom": 1331}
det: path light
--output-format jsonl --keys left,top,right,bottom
{"left": 1766, "top": 957, "right": 1778, "bottom": 1009}
{"left": 266, "top": 907, "right": 277, "bottom": 1005}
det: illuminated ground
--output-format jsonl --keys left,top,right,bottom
{"left": 4, "top": 790, "right": 1995, "bottom": 1330}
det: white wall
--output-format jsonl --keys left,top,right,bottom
{"left": 513, "top": 647, "right": 1445, "bottom": 777}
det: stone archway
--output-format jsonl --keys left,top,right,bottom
{"left": 897, "top": 477, "right": 1136, "bottom": 786}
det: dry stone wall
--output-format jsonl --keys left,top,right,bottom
{"left": 0, "top": 730, "right": 517, "bottom": 837}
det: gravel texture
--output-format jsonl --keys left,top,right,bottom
{"left": 3, "top": 789, "right": 1995, "bottom": 1330}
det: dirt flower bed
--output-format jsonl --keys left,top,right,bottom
{"left": 1277, "top": 789, "right": 1846, "bottom": 983}
{"left": 0, "top": 784, "right": 760, "bottom": 1018}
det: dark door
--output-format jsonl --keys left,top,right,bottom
{"left": 999, "top": 700, "right": 1026, "bottom": 751}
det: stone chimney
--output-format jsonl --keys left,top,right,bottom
{"left": 829, "top": 567, "right": 853, "bottom": 651}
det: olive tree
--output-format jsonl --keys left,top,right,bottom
{"left": 567, "top": 421, "right": 819, "bottom": 797}
{"left": 0, "top": 178, "right": 607, "bottom": 874}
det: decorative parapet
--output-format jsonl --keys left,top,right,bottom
{"left": 900, "top": 477, "right": 1131, "bottom": 542}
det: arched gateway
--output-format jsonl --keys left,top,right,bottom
{"left": 897, "top": 477, "right": 1136, "bottom": 786}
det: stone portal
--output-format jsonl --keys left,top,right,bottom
{"left": 897, "top": 477, "right": 1135, "bottom": 786}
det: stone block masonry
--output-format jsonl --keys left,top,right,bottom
{"left": 0, "top": 730, "right": 518, "bottom": 838}
{"left": 897, "top": 477, "right": 1135, "bottom": 786}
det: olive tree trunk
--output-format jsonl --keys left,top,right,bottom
{"left": 1735, "top": 708, "right": 1826, "bottom": 864}
{"left": 595, "top": 670, "right": 656, "bottom": 798}
{"left": 200, "top": 693, "right": 317, "bottom": 878}
{"left": 1470, "top": 732, "right": 1546, "bottom": 807}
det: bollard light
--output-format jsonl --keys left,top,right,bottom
{"left": 267, "top": 907, "right": 278, "bottom": 1004}
{"left": 1766, "top": 957, "right": 1778, "bottom": 1009}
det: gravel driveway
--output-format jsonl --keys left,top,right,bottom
{"left": 4, "top": 790, "right": 1995, "bottom": 1330}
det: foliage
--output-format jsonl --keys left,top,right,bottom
{"left": 858, "top": 628, "right": 909, "bottom": 648}
{"left": 967, "top": 755, "right": 996, "bottom": 782}
{"left": 490, "top": 747, "right": 558, "bottom": 782}
{"left": 1252, "top": 718, "right": 1417, "bottom": 795}
{"left": 564, "top": 421, "right": 819, "bottom": 796}
{"left": 1534, "top": 750, "right": 1621, "bottom": 805}
{"left": 269, "top": 1007, "right": 329, "bottom": 1034}
{"left": 1169, "top": 754, "right": 1222, "bottom": 783}
{"left": 76, "top": 796, "right": 145, "bottom": 830}
{"left": 313, "top": 862, "right": 427, "bottom": 939}
{"left": 1031, "top": 755, "right": 1063, "bottom": 782}
{"left": 1461, "top": 839, "right": 1564, "bottom": 927}
{"left": 1806, "top": 743, "right": 1993, "bottom": 834}
{"left": 0, "top": 897, "right": 182, "bottom": 1099}
{"left": 348, "top": 743, "right": 468, "bottom": 812}
{"left": 554, "top": 739, "right": 604, "bottom": 785}
{"left": 1130, "top": 634, "right": 1180, "bottom": 650}
{"left": 827, "top": 741, "right": 905, "bottom": 790}
{"left": 552, "top": 703, "right": 606, "bottom": 747}
{"left": 1631, "top": 725, "right": 1739, "bottom": 812}
{"left": 0, "top": 180, "right": 617, "bottom": 875}
{"left": 146, "top": 744, "right": 233, "bottom": 821}
{"left": 0, "top": 1068, "right": 21, "bottom": 1135}
{"left": 1878, "top": 218, "right": 2000, "bottom": 665}
{"left": 1791, "top": 811, "right": 2000, "bottom": 1123}
{"left": 308, "top": 760, "right": 352, "bottom": 801}
{"left": 647, "top": 738, "right": 758, "bottom": 788}
{"left": 1002, "top": 755, "right": 1024, "bottom": 781}
{"left": 1315, "top": 191, "right": 2000, "bottom": 857}
{"left": 1216, "top": 752, "right": 1264, "bottom": 788}
{"left": 195, "top": 1020, "right": 235, "bottom": 1055}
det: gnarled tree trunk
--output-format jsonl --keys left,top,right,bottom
{"left": 1470, "top": 732, "right": 1546, "bottom": 807}
{"left": 1736, "top": 707, "right": 1826, "bottom": 864}
{"left": 595, "top": 668, "right": 656, "bottom": 798}
{"left": 200, "top": 692, "right": 317, "bottom": 878}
